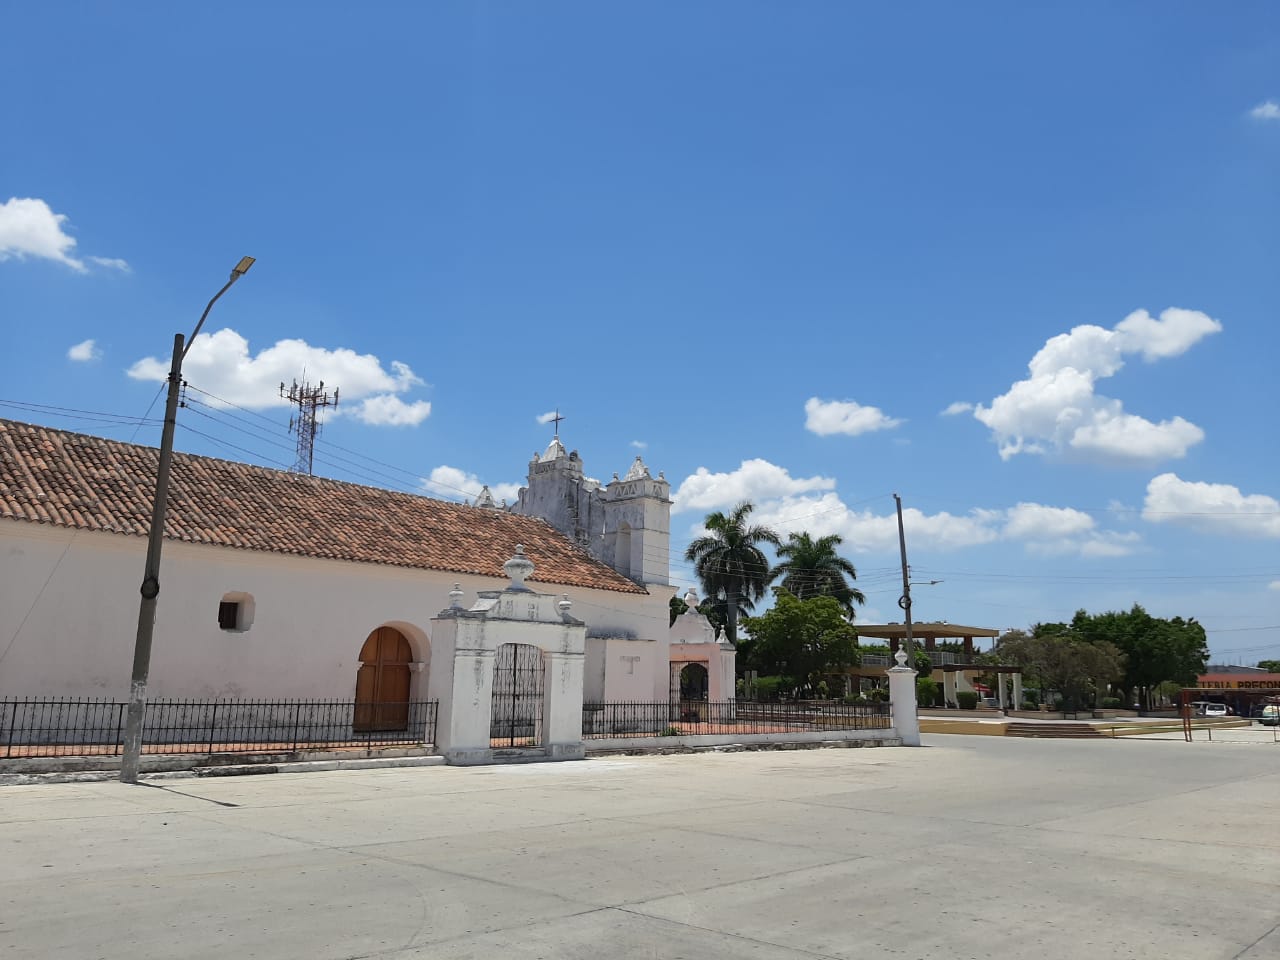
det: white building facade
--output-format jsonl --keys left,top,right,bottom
{"left": 0, "top": 420, "right": 695, "bottom": 761}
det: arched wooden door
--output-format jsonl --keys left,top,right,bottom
{"left": 354, "top": 627, "right": 412, "bottom": 732}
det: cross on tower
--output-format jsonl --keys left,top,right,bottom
{"left": 550, "top": 408, "right": 564, "bottom": 436}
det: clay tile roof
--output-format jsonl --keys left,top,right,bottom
{"left": 0, "top": 419, "right": 646, "bottom": 595}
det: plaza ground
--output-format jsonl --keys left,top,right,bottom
{"left": 1, "top": 735, "right": 1277, "bottom": 960}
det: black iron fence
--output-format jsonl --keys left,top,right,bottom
{"left": 582, "top": 700, "right": 892, "bottom": 739}
{"left": 1, "top": 698, "right": 438, "bottom": 760}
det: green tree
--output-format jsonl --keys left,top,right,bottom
{"left": 1070, "top": 605, "right": 1208, "bottom": 709}
{"left": 684, "top": 501, "right": 781, "bottom": 646}
{"left": 668, "top": 593, "right": 688, "bottom": 627}
{"left": 1256, "top": 660, "right": 1280, "bottom": 673}
{"left": 999, "top": 629, "right": 1126, "bottom": 711}
{"left": 916, "top": 676, "right": 940, "bottom": 707}
{"left": 913, "top": 649, "right": 933, "bottom": 678}
{"left": 742, "top": 590, "right": 860, "bottom": 692}
{"left": 771, "top": 532, "right": 866, "bottom": 619}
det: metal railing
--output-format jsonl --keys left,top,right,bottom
{"left": 1, "top": 697, "right": 438, "bottom": 760}
{"left": 582, "top": 700, "right": 892, "bottom": 739}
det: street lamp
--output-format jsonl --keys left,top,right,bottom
{"left": 120, "top": 257, "right": 256, "bottom": 784}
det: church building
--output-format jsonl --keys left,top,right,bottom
{"left": 0, "top": 419, "right": 733, "bottom": 760}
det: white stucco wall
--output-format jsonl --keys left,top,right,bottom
{"left": 0, "top": 522, "right": 666, "bottom": 702}
{"left": 598, "top": 638, "right": 668, "bottom": 701}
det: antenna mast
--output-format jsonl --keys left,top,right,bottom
{"left": 280, "top": 378, "right": 339, "bottom": 475}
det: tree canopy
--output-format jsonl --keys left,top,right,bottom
{"left": 742, "top": 589, "right": 860, "bottom": 691}
{"left": 771, "top": 532, "right": 866, "bottom": 618}
{"left": 684, "top": 501, "right": 781, "bottom": 645}
{"left": 999, "top": 628, "right": 1125, "bottom": 710}
{"left": 1068, "top": 605, "right": 1208, "bottom": 707}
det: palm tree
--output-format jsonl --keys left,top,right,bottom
{"left": 684, "top": 501, "right": 781, "bottom": 646}
{"left": 772, "top": 532, "right": 866, "bottom": 619}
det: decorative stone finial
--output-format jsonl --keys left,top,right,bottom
{"left": 683, "top": 588, "right": 699, "bottom": 611}
{"left": 449, "top": 583, "right": 464, "bottom": 609}
{"left": 558, "top": 594, "right": 573, "bottom": 615}
{"left": 473, "top": 485, "right": 496, "bottom": 509}
{"left": 894, "top": 647, "right": 909, "bottom": 668}
{"left": 624, "top": 456, "right": 651, "bottom": 481}
{"left": 504, "top": 545, "right": 534, "bottom": 589}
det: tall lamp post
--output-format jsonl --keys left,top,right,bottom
{"left": 893, "top": 493, "right": 915, "bottom": 660}
{"left": 120, "top": 257, "right": 255, "bottom": 784}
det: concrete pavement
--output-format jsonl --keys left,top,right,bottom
{"left": 1, "top": 735, "right": 1277, "bottom": 959}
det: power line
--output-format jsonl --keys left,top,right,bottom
{"left": 0, "top": 399, "right": 161, "bottom": 428}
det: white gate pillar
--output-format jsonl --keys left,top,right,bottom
{"left": 1012, "top": 672, "right": 1023, "bottom": 709}
{"left": 543, "top": 649, "right": 586, "bottom": 760}
{"left": 427, "top": 614, "right": 496, "bottom": 765}
{"left": 887, "top": 648, "right": 921, "bottom": 746}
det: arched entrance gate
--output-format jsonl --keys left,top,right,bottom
{"left": 491, "top": 643, "right": 545, "bottom": 749}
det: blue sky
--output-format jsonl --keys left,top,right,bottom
{"left": 3, "top": 4, "right": 1278, "bottom": 664}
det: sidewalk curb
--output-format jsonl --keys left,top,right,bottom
{"left": 0, "top": 754, "right": 447, "bottom": 786}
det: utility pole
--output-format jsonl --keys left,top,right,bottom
{"left": 894, "top": 493, "right": 915, "bottom": 662}
{"left": 281, "top": 379, "right": 339, "bottom": 475}
{"left": 120, "top": 257, "right": 255, "bottom": 784}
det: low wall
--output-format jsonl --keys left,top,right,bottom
{"left": 919, "top": 718, "right": 1008, "bottom": 736}
{"left": 583, "top": 728, "right": 901, "bottom": 753}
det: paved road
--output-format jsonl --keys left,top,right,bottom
{"left": 2, "top": 735, "right": 1277, "bottom": 959}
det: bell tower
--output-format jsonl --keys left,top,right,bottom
{"left": 599, "top": 456, "right": 671, "bottom": 587}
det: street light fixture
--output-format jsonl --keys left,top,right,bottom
{"left": 120, "top": 258, "right": 256, "bottom": 784}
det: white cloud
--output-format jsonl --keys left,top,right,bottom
{"left": 1250, "top": 101, "right": 1280, "bottom": 120}
{"left": 1002, "top": 503, "right": 1095, "bottom": 540}
{"left": 86, "top": 256, "right": 130, "bottom": 272}
{"left": 1268, "top": 581, "right": 1280, "bottom": 592}
{"left": 1113, "top": 307, "right": 1223, "bottom": 361}
{"left": 804, "top": 397, "right": 903, "bottom": 437}
{"left": 349, "top": 395, "right": 432, "bottom": 426}
{"left": 751, "top": 494, "right": 1000, "bottom": 553}
{"left": 941, "top": 401, "right": 973, "bottom": 416}
{"left": 128, "top": 327, "right": 432, "bottom": 427}
{"left": 0, "top": 197, "right": 86, "bottom": 271}
{"left": 536, "top": 411, "right": 559, "bottom": 425}
{"left": 67, "top": 339, "right": 101, "bottom": 362}
{"left": 673, "top": 458, "right": 1137, "bottom": 556}
{"left": 630, "top": 440, "right": 647, "bottom": 449}
{"left": 973, "top": 307, "right": 1221, "bottom": 464}
{"left": 1143, "top": 473, "right": 1280, "bottom": 538}
{"left": 0, "top": 197, "right": 127, "bottom": 273}
{"left": 425, "top": 465, "right": 521, "bottom": 504}
{"left": 1076, "top": 532, "right": 1143, "bottom": 558}
{"left": 672, "top": 458, "right": 836, "bottom": 514}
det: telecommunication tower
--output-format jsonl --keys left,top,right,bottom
{"left": 280, "top": 378, "right": 339, "bottom": 475}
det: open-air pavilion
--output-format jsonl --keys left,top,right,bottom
{"left": 855, "top": 622, "right": 1025, "bottom": 709}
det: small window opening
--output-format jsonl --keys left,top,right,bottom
{"left": 218, "top": 601, "right": 240, "bottom": 630}
{"left": 218, "top": 592, "right": 255, "bottom": 633}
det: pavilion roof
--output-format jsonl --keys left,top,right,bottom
{"left": 855, "top": 622, "right": 999, "bottom": 640}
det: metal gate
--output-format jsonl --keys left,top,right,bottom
{"left": 491, "top": 643, "right": 544, "bottom": 748}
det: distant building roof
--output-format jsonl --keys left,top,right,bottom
{"left": 856, "top": 622, "right": 999, "bottom": 639}
{"left": 0, "top": 419, "right": 645, "bottom": 595}
{"left": 1204, "top": 664, "right": 1268, "bottom": 674}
